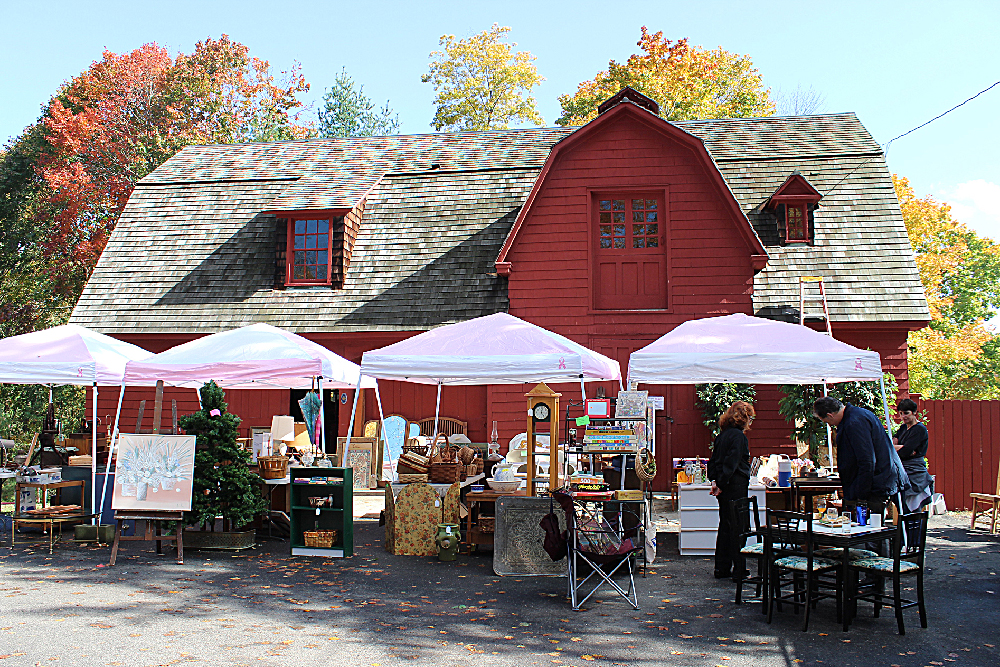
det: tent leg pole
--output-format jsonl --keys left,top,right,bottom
{"left": 99, "top": 384, "right": 125, "bottom": 524}
{"left": 91, "top": 383, "right": 98, "bottom": 525}
{"left": 196, "top": 388, "right": 202, "bottom": 410}
{"left": 432, "top": 382, "right": 442, "bottom": 443}
{"left": 318, "top": 377, "right": 325, "bottom": 456}
{"left": 879, "top": 375, "right": 894, "bottom": 437}
{"left": 823, "top": 383, "right": 833, "bottom": 468}
{"left": 373, "top": 381, "right": 390, "bottom": 482}
{"left": 344, "top": 376, "right": 362, "bottom": 465}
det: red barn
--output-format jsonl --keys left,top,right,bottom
{"left": 70, "top": 89, "right": 929, "bottom": 488}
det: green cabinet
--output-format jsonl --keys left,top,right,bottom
{"left": 289, "top": 467, "right": 353, "bottom": 557}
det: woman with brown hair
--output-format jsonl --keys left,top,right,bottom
{"left": 708, "top": 400, "right": 755, "bottom": 580}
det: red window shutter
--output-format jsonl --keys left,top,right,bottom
{"left": 594, "top": 196, "right": 667, "bottom": 310}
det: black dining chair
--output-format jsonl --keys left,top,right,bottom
{"left": 766, "top": 509, "right": 840, "bottom": 631}
{"left": 850, "top": 510, "right": 929, "bottom": 635}
{"left": 730, "top": 495, "right": 766, "bottom": 605}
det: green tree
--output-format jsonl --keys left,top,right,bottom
{"left": 178, "top": 381, "right": 265, "bottom": 530}
{"left": 695, "top": 383, "right": 756, "bottom": 441}
{"left": 422, "top": 24, "right": 544, "bottom": 131}
{"left": 894, "top": 175, "right": 1000, "bottom": 398}
{"left": 778, "top": 374, "right": 899, "bottom": 460}
{"left": 557, "top": 27, "right": 774, "bottom": 126}
{"left": 318, "top": 69, "right": 400, "bottom": 138}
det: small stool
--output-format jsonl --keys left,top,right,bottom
{"left": 109, "top": 510, "right": 184, "bottom": 565}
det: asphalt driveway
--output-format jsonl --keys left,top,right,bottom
{"left": 0, "top": 512, "right": 997, "bottom": 667}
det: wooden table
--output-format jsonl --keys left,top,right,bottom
{"left": 464, "top": 488, "right": 527, "bottom": 553}
{"left": 765, "top": 521, "right": 895, "bottom": 632}
{"left": 11, "top": 512, "right": 98, "bottom": 554}
{"left": 15, "top": 480, "right": 86, "bottom": 520}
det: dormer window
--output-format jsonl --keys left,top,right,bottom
{"left": 764, "top": 173, "right": 822, "bottom": 245}
{"left": 271, "top": 210, "right": 349, "bottom": 288}
{"left": 786, "top": 205, "right": 807, "bottom": 242}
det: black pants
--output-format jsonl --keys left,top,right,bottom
{"left": 714, "top": 478, "right": 750, "bottom": 577}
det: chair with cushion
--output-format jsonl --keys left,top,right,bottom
{"left": 766, "top": 509, "right": 840, "bottom": 631}
{"left": 730, "top": 495, "right": 766, "bottom": 606}
{"left": 850, "top": 511, "right": 929, "bottom": 635}
{"left": 970, "top": 460, "right": 1000, "bottom": 534}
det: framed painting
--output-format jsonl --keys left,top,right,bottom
{"left": 338, "top": 437, "right": 376, "bottom": 489}
{"left": 111, "top": 434, "right": 196, "bottom": 511}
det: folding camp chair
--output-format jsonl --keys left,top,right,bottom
{"left": 556, "top": 492, "right": 644, "bottom": 610}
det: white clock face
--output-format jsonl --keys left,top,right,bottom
{"left": 533, "top": 403, "right": 550, "bottom": 421}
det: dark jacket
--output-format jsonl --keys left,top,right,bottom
{"left": 836, "top": 404, "right": 908, "bottom": 501}
{"left": 894, "top": 422, "right": 929, "bottom": 461}
{"left": 708, "top": 426, "right": 751, "bottom": 487}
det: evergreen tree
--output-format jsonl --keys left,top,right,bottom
{"left": 179, "top": 381, "right": 265, "bottom": 530}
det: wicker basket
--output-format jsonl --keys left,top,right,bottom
{"left": 397, "top": 473, "right": 428, "bottom": 484}
{"left": 478, "top": 516, "right": 495, "bottom": 533}
{"left": 475, "top": 457, "right": 485, "bottom": 475}
{"left": 303, "top": 530, "right": 338, "bottom": 548}
{"left": 465, "top": 464, "right": 479, "bottom": 479}
{"left": 398, "top": 451, "right": 430, "bottom": 474}
{"left": 258, "top": 456, "right": 289, "bottom": 480}
{"left": 403, "top": 438, "right": 429, "bottom": 457}
{"left": 429, "top": 461, "right": 463, "bottom": 484}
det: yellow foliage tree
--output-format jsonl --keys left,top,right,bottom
{"left": 556, "top": 27, "right": 775, "bottom": 126}
{"left": 422, "top": 24, "right": 544, "bottom": 132}
{"left": 895, "top": 175, "right": 1000, "bottom": 398}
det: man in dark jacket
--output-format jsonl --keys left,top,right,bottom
{"left": 813, "top": 397, "right": 908, "bottom": 515}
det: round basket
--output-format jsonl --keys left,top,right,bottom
{"left": 636, "top": 448, "right": 657, "bottom": 482}
{"left": 258, "top": 456, "right": 289, "bottom": 480}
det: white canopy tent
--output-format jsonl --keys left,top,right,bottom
{"left": 352, "top": 312, "right": 623, "bottom": 475}
{"left": 626, "top": 313, "right": 895, "bottom": 465}
{"left": 100, "top": 323, "right": 377, "bottom": 515}
{"left": 0, "top": 324, "right": 153, "bottom": 521}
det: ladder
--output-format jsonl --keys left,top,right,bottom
{"left": 799, "top": 276, "right": 832, "bottom": 335}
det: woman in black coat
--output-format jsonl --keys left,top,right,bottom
{"left": 708, "top": 400, "right": 755, "bottom": 580}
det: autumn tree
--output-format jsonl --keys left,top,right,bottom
{"left": 895, "top": 175, "right": 1000, "bottom": 398}
{"left": 36, "top": 37, "right": 311, "bottom": 295}
{"left": 557, "top": 27, "right": 775, "bottom": 126}
{"left": 318, "top": 69, "right": 400, "bottom": 138}
{"left": 422, "top": 24, "right": 544, "bottom": 131}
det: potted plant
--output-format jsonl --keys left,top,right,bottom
{"left": 179, "top": 381, "right": 265, "bottom": 549}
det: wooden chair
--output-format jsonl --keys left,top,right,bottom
{"left": 970, "top": 461, "right": 1000, "bottom": 534}
{"left": 850, "top": 511, "right": 929, "bottom": 635}
{"left": 413, "top": 417, "right": 467, "bottom": 439}
{"left": 731, "top": 495, "right": 766, "bottom": 606}
{"left": 766, "top": 509, "right": 840, "bottom": 632}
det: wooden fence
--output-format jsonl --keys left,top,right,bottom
{"left": 920, "top": 399, "right": 1000, "bottom": 510}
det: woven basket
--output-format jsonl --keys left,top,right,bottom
{"left": 403, "top": 438, "right": 429, "bottom": 457}
{"left": 475, "top": 457, "right": 485, "bottom": 475}
{"left": 398, "top": 451, "right": 430, "bottom": 474}
{"left": 303, "top": 529, "right": 338, "bottom": 548}
{"left": 465, "top": 464, "right": 479, "bottom": 479}
{"left": 478, "top": 516, "right": 495, "bottom": 534}
{"left": 429, "top": 461, "right": 462, "bottom": 484}
{"left": 258, "top": 456, "right": 289, "bottom": 480}
{"left": 397, "top": 473, "right": 428, "bottom": 484}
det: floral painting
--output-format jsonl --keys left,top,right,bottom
{"left": 111, "top": 434, "right": 196, "bottom": 511}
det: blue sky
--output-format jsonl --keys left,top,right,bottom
{"left": 2, "top": 0, "right": 998, "bottom": 238}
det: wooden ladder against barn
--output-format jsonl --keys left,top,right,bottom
{"left": 799, "top": 276, "right": 832, "bottom": 335}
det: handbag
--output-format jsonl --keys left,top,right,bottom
{"left": 539, "top": 495, "right": 568, "bottom": 561}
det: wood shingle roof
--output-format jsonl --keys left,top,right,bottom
{"left": 70, "top": 112, "right": 929, "bottom": 335}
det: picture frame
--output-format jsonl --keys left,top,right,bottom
{"left": 111, "top": 434, "right": 196, "bottom": 511}
{"left": 337, "top": 437, "right": 377, "bottom": 489}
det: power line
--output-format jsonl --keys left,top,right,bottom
{"left": 824, "top": 79, "right": 1000, "bottom": 196}
{"left": 884, "top": 79, "right": 1000, "bottom": 156}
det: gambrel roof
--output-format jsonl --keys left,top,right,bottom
{"left": 70, "top": 111, "right": 929, "bottom": 335}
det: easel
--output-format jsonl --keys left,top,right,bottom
{"left": 108, "top": 381, "right": 186, "bottom": 565}
{"left": 109, "top": 510, "right": 184, "bottom": 564}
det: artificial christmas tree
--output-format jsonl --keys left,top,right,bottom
{"left": 179, "top": 381, "right": 265, "bottom": 532}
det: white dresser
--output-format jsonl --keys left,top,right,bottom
{"left": 678, "top": 483, "right": 767, "bottom": 556}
